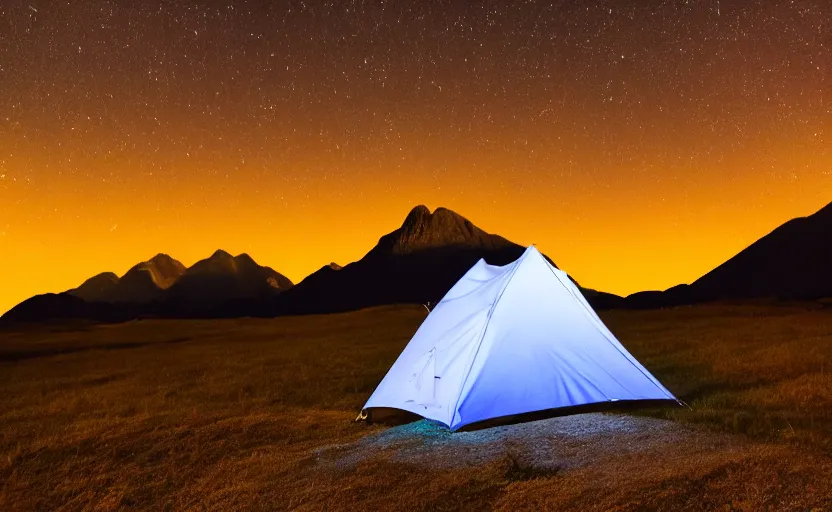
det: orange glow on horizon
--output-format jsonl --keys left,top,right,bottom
{"left": 1, "top": 155, "right": 829, "bottom": 315}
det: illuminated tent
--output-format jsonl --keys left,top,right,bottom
{"left": 361, "top": 245, "right": 677, "bottom": 431}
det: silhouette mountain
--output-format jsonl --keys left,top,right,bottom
{"left": 368, "top": 205, "right": 516, "bottom": 256}
{"left": 624, "top": 201, "right": 832, "bottom": 308}
{"left": 69, "top": 272, "right": 120, "bottom": 302}
{"left": 19, "top": 201, "right": 829, "bottom": 323}
{"left": 112, "top": 253, "right": 186, "bottom": 302}
{"left": 0, "top": 206, "right": 624, "bottom": 324}
{"left": 166, "top": 250, "right": 293, "bottom": 302}
{"left": 3, "top": 250, "right": 293, "bottom": 324}
{"left": 0, "top": 293, "right": 131, "bottom": 324}
{"left": 688, "top": 201, "right": 832, "bottom": 300}
{"left": 68, "top": 254, "right": 186, "bottom": 303}
{"left": 279, "top": 205, "right": 612, "bottom": 314}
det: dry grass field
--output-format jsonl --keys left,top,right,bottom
{"left": 2, "top": 303, "right": 832, "bottom": 510}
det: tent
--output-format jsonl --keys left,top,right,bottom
{"left": 361, "top": 245, "right": 677, "bottom": 431}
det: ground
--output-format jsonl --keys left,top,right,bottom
{"left": 1, "top": 303, "right": 832, "bottom": 510}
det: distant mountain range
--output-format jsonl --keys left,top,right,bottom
{"left": 70, "top": 253, "right": 186, "bottom": 303}
{"left": 70, "top": 250, "right": 292, "bottom": 304}
{"left": 2, "top": 201, "right": 831, "bottom": 324}
{"left": 1, "top": 250, "right": 293, "bottom": 323}
{"left": 167, "top": 250, "right": 293, "bottom": 302}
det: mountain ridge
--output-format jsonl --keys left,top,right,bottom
{"left": 68, "top": 254, "right": 187, "bottom": 303}
{"left": 4, "top": 201, "right": 831, "bottom": 323}
{"left": 66, "top": 250, "right": 291, "bottom": 307}
{"left": 279, "top": 205, "right": 579, "bottom": 315}
{"left": 167, "top": 250, "right": 293, "bottom": 301}
{"left": 622, "top": 200, "right": 832, "bottom": 308}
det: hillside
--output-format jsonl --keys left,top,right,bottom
{"left": 624, "top": 201, "right": 832, "bottom": 308}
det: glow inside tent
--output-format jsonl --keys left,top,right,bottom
{"left": 362, "top": 245, "right": 677, "bottom": 431}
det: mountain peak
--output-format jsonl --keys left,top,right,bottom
{"left": 369, "top": 205, "right": 514, "bottom": 257}
{"left": 210, "top": 249, "right": 233, "bottom": 260}
{"left": 119, "top": 253, "right": 187, "bottom": 298}
{"left": 402, "top": 204, "right": 432, "bottom": 227}
{"left": 234, "top": 252, "right": 257, "bottom": 264}
{"left": 400, "top": 205, "right": 468, "bottom": 230}
{"left": 148, "top": 253, "right": 177, "bottom": 264}
{"left": 401, "top": 205, "right": 464, "bottom": 231}
{"left": 168, "top": 250, "right": 293, "bottom": 300}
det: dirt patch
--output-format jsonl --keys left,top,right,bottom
{"left": 312, "top": 413, "right": 832, "bottom": 510}
{"left": 315, "top": 413, "right": 752, "bottom": 473}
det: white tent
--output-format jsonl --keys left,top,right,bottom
{"left": 362, "top": 245, "right": 677, "bottom": 431}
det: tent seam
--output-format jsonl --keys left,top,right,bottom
{"left": 449, "top": 247, "right": 530, "bottom": 429}
{"left": 439, "top": 273, "right": 512, "bottom": 303}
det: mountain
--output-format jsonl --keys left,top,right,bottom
{"left": 68, "top": 254, "right": 186, "bottom": 303}
{"left": 368, "top": 205, "right": 516, "bottom": 256}
{"left": 69, "top": 272, "right": 120, "bottom": 302}
{"left": 624, "top": 201, "right": 832, "bottom": 308}
{"left": 279, "top": 205, "right": 603, "bottom": 314}
{"left": 2, "top": 293, "right": 92, "bottom": 323}
{"left": 124, "top": 253, "right": 187, "bottom": 289}
{"left": 166, "top": 250, "right": 293, "bottom": 302}
{"left": 0, "top": 204, "right": 626, "bottom": 324}
{"left": 110, "top": 253, "right": 186, "bottom": 302}
{"left": 688, "top": 201, "right": 832, "bottom": 300}
{"left": 0, "top": 293, "right": 131, "bottom": 324}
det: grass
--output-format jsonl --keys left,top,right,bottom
{"left": 1, "top": 303, "right": 831, "bottom": 510}
{"left": 601, "top": 304, "right": 832, "bottom": 447}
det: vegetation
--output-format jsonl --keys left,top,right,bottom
{"left": 1, "top": 303, "right": 831, "bottom": 510}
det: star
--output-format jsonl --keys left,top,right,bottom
{"left": 0, "top": 0, "right": 827, "bottom": 313}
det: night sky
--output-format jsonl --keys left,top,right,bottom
{"left": 1, "top": 0, "right": 829, "bottom": 314}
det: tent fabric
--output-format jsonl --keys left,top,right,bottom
{"left": 362, "top": 245, "right": 677, "bottom": 431}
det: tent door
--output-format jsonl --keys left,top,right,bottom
{"left": 406, "top": 348, "right": 437, "bottom": 409}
